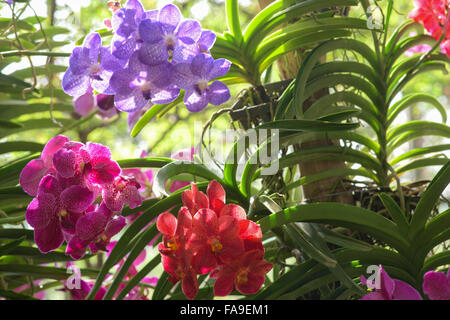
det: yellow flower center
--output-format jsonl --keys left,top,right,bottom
{"left": 166, "top": 237, "right": 179, "bottom": 251}
{"left": 236, "top": 268, "right": 249, "bottom": 285}
{"left": 210, "top": 238, "right": 223, "bottom": 253}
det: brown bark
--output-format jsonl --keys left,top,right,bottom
{"left": 258, "top": 0, "right": 354, "bottom": 204}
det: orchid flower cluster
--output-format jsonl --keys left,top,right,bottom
{"left": 360, "top": 265, "right": 450, "bottom": 300}
{"left": 63, "top": 244, "right": 158, "bottom": 300}
{"left": 20, "top": 135, "right": 143, "bottom": 259}
{"left": 408, "top": 0, "right": 450, "bottom": 57}
{"left": 62, "top": 0, "right": 231, "bottom": 127}
{"left": 156, "top": 180, "right": 273, "bottom": 300}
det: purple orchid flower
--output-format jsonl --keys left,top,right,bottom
{"left": 173, "top": 30, "right": 216, "bottom": 63}
{"left": 73, "top": 90, "right": 96, "bottom": 117}
{"left": 422, "top": 268, "right": 450, "bottom": 300}
{"left": 26, "top": 175, "right": 95, "bottom": 253}
{"left": 20, "top": 135, "right": 70, "bottom": 196}
{"left": 110, "top": 52, "right": 179, "bottom": 112}
{"left": 111, "top": 0, "right": 158, "bottom": 60}
{"left": 360, "top": 265, "right": 422, "bottom": 300}
{"left": 173, "top": 53, "right": 231, "bottom": 112}
{"left": 96, "top": 94, "right": 119, "bottom": 118}
{"left": 137, "top": 4, "right": 202, "bottom": 66}
{"left": 62, "top": 33, "right": 125, "bottom": 97}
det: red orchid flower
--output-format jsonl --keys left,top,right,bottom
{"left": 213, "top": 249, "right": 273, "bottom": 296}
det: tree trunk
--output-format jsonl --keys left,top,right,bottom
{"left": 258, "top": 0, "right": 355, "bottom": 204}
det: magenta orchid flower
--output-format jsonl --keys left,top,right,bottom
{"left": 20, "top": 135, "right": 70, "bottom": 196}
{"left": 26, "top": 175, "right": 94, "bottom": 253}
{"left": 102, "top": 175, "right": 143, "bottom": 212}
{"left": 66, "top": 202, "right": 125, "bottom": 259}
{"left": 360, "top": 265, "right": 422, "bottom": 300}
{"left": 422, "top": 268, "right": 450, "bottom": 300}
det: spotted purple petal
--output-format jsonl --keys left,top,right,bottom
{"left": 60, "top": 185, "right": 94, "bottom": 213}
{"left": 26, "top": 194, "right": 57, "bottom": 230}
{"left": 158, "top": 4, "right": 181, "bottom": 34}
{"left": 423, "top": 269, "right": 450, "bottom": 300}
{"left": 34, "top": 216, "right": 64, "bottom": 253}
{"left": 19, "top": 159, "right": 48, "bottom": 196}
{"left": 207, "top": 80, "right": 230, "bottom": 106}
{"left": 52, "top": 148, "right": 78, "bottom": 179}
{"left": 41, "top": 135, "right": 70, "bottom": 167}
{"left": 177, "top": 20, "right": 202, "bottom": 45}
{"left": 74, "top": 92, "right": 96, "bottom": 116}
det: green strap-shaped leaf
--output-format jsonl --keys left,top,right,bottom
{"left": 387, "top": 94, "right": 447, "bottom": 127}
{"left": 387, "top": 121, "right": 450, "bottom": 144}
{"left": 391, "top": 144, "right": 450, "bottom": 166}
{"left": 409, "top": 161, "right": 450, "bottom": 239}
{"left": 103, "top": 224, "right": 159, "bottom": 300}
{"left": 256, "top": 119, "right": 359, "bottom": 132}
{"left": 387, "top": 61, "right": 448, "bottom": 105}
{"left": 1, "top": 246, "right": 91, "bottom": 263}
{"left": 292, "top": 38, "right": 377, "bottom": 119}
{"left": 0, "top": 229, "right": 34, "bottom": 241}
{"left": 283, "top": 224, "right": 337, "bottom": 268}
{"left": 378, "top": 193, "right": 409, "bottom": 236}
{"left": 245, "top": 0, "right": 358, "bottom": 53}
{"left": 257, "top": 203, "right": 410, "bottom": 253}
{"left": 0, "top": 141, "right": 44, "bottom": 155}
{"left": 308, "top": 61, "right": 383, "bottom": 92}
{"left": 152, "top": 271, "right": 172, "bottom": 300}
{"left": 0, "top": 290, "right": 38, "bottom": 300}
{"left": 152, "top": 161, "right": 224, "bottom": 198}
{"left": 303, "top": 74, "right": 381, "bottom": 110}
{"left": 115, "top": 254, "right": 161, "bottom": 300}
{"left": 0, "top": 214, "right": 26, "bottom": 225}
{"left": 423, "top": 209, "right": 450, "bottom": 245}
{"left": 225, "top": 0, "right": 242, "bottom": 44}
{"left": 421, "top": 251, "right": 450, "bottom": 277}
{"left": 86, "top": 189, "right": 187, "bottom": 300}
{"left": 0, "top": 120, "right": 23, "bottom": 129}
{"left": 130, "top": 94, "right": 184, "bottom": 137}
{"left": 303, "top": 92, "right": 381, "bottom": 134}
{"left": 117, "top": 157, "right": 173, "bottom": 169}
{"left": 258, "top": 30, "right": 352, "bottom": 74}
{"left": 284, "top": 167, "right": 379, "bottom": 191}
{"left": 255, "top": 17, "right": 368, "bottom": 62}
{"left": 0, "top": 236, "right": 26, "bottom": 256}
{"left": 386, "top": 34, "right": 438, "bottom": 72}
{"left": 385, "top": 20, "right": 423, "bottom": 56}
{"left": 0, "top": 264, "right": 99, "bottom": 280}
{"left": 394, "top": 157, "right": 448, "bottom": 175}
